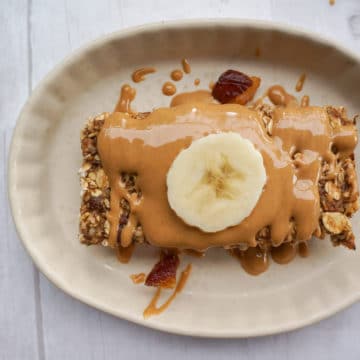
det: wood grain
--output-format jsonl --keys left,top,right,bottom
{"left": 0, "top": 1, "right": 40, "bottom": 360}
{"left": 2, "top": 0, "right": 360, "bottom": 359}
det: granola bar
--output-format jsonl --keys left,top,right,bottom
{"left": 79, "top": 108, "right": 359, "bottom": 251}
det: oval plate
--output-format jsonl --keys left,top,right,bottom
{"left": 9, "top": 20, "right": 360, "bottom": 337}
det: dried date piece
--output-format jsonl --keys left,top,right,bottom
{"left": 234, "top": 76, "right": 261, "bottom": 105}
{"left": 88, "top": 195, "right": 105, "bottom": 212}
{"left": 145, "top": 251, "right": 180, "bottom": 289}
{"left": 212, "top": 70, "right": 261, "bottom": 105}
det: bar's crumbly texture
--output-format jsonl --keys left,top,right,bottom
{"left": 79, "top": 108, "right": 359, "bottom": 251}
{"left": 79, "top": 112, "right": 146, "bottom": 247}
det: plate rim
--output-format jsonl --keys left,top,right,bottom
{"left": 8, "top": 18, "right": 360, "bottom": 338}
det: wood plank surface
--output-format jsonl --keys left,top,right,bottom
{"left": 2, "top": 0, "right": 360, "bottom": 359}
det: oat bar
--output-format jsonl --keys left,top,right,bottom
{"left": 79, "top": 108, "right": 359, "bottom": 250}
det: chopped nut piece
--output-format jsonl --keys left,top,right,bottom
{"left": 322, "top": 212, "right": 351, "bottom": 235}
{"left": 324, "top": 181, "right": 341, "bottom": 201}
{"left": 266, "top": 119, "right": 273, "bottom": 136}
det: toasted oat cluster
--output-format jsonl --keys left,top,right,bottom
{"left": 255, "top": 104, "right": 359, "bottom": 249}
{"left": 79, "top": 113, "right": 145, "bottom": 247}
{"left": 79, "top": 108, "right": 359, "bottom": 251}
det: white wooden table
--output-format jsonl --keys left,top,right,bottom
{"left": 2, "top": 1, "right": 360, "bottom": 359}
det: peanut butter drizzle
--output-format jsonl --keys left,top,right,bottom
{"left": 143, "top": 264, "right": 192, "bottom": 318}
{"left": 181, "top": 58, "right": 191, "bottom": 74}
{"left": 114, "top": 84, "right": 136, "bottom": 112}
{"left": 116, "top": 242, "right": 135, "bottom": 263}
{"left": 271, "top": 243, "right": 297, "bottom": 264}
{"left": 295, "top": 73, "right": 306, "bottom": 92}
{"left": 301, "top": 95, "right": 310, "bottom": 107}
{"left": 183, "top": 249, "right": 205, "bottom": 258}
{"left": 170, "top": 69, "right": 183, "bottom": 81}
{"left": 231, "top": 247, "right": 269, "bottom": 276}
{"left": 170, "top": 90, "right": 217, "bottom": 107}
{"left": 130, "top": 272, "right": 146, "bottom": 284}
{"left": 132, "top": 67, "right": 156, "bottom": 83}
{"left": 98, "top": 90, "right": 357, "bottom": 252}
{"left": 233, "top": 241, "right": 309, "bottom": 274}
{"left": 194, "top": 78, "right": 200, "bottom": 86}
{"left": 267, "top": 85, "right": 297, "bottom": 106}
{"left": 162, "top": 81, "right": 176, "bottom": 96}
{"left": 298, "top": 242, "right": 309, "bottom": 257}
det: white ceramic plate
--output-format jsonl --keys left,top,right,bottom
{"left": 9, "top": 20, "right": 360, "bottom": 337}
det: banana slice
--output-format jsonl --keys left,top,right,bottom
{"left": 166, "top": 132, "right": 266, "bottom": 232}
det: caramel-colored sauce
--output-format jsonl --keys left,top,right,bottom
{"left": 267, "top": 85, "right": 297, "bottom": 106}
{"left": 231, "top": 247, "right": 269, "bottom": 276}
{"left": 98, "top": 90, "right": 357, "bottom": 253}
{"left": 116, "top": 242, "right": 135, "bottom": 263}
{"left": 170, "top": 90, "right": 216, "bottom": 107}
{"left": 181, "top": 58, "right": 191, "bottom": 74}
{"left": 209, "top": 81, "right": 215, "bottom": 90}
{"left": 114, "top": 84, "right": 136, "bottom": 113}
{"left": 301, "top": 95, "right": 310, "bottom": 107}
{"left": 271, "top": 243, "right": 297, "bottom": 264}
{"left": 162, "top": 81, "right": 176, "bottom": 96}
{"left": 170, "top": 69, "right": 183, "bottom": 81}
{"left": 183, "top": 249, "right": 205, "bottom": 258}
{"left": 143, "top": 264, "right": 192, "bottom": 318}
{"left": 194, "top": 78, "right": 200, "bottom": 86}
{"left": 255, "top": 47, "right": 261, "bottom": 57}
{"left": 130, "top": 272, "right": 146, "bottom": 284}
{"left": 298, "top": 242, "right": 309, "bottom": 257}
{"left": 132, "top": 67, "right": 156, "bottom": 83}
{"left": 295, "top": 73, "right": 306, "bottom": 92}
{"left": 232, "top": 241, "right": 311, "bottom": 274}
